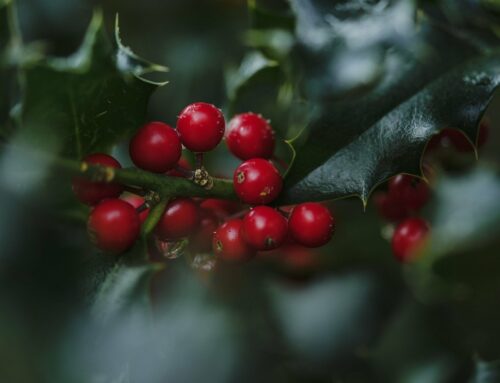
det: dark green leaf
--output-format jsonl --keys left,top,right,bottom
{"left": 17, "top": 11, "right": 167, "bottom": 159}
{"left": 282, "top": 23, "right": 500, "bottom": 204}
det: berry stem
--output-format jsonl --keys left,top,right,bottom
{"left": 142, "top": 196, "right": 169, "bottom": 236}
{"left": 123, "top": 185, "right": 147, "bottom": 196}
{"left": 195, "top": 153, "right": 204, "bottom": 169}
{"left": 136, "top": 202, "right": 149, "bottom": 214}
{"left": 35, "top": 148, "right": 236, "bottom": 200}
{"left": 174, "top": 165, "right": 194, "bottom": 178}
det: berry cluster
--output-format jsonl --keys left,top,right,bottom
{"left": 373, "top": 174, "right": 431, "bottom": 262}
{"left": 374, "top": 121, "right": 490, "bottom": 263}
{"left": 72, "top": 103, "right": 335, "bottom": 263}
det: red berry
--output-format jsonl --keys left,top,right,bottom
{"left": 388, "top": 174, "right": 430, "bottom": 212}
{"left": 428, "top": 128, "right": 473, "bottom": 153}
{"left": 166, "top": 156, "right": 192, "bottom": 178}
{"left": 177, "top": 102, "right": 225, "bottom": 152}
{"left": 189, "top": 208, "right": 219, "bottom": 253}
{"left": 373, "top": 191, "right": 409, "bottom": 222}
{"left": 477, "top": 120, "right": 489, "bottom": 148}
{"left": 212, "top": 219, "right": 255, "bottom": 261}
{"left": 87, "top": 199, "right": 140, "bottom": 253}
{"left": 155, "top": 198, "right": 199, "bottom": 240}
{"left": 72, "top": 153, "right": 123, "bottom": 205}
{"left": 121, "top": 194, "right": 149, "bottom": 223}
{"left": 200, "top": 198, "right": 241, "bottom": 219}
{"left": 392, "top": 218, "right": 429, "bottom": 262}
{"left": 129, "top": 121, "right": 182, "bottom": 173}
{"left": 241, "top": 206, "right": 287, "bottom": 250}
{"left": 233, "top": 158, "right": 282, "bottom": 205}
{"left": 226, "top": 112, "right": 275, "bottom": 160}
{"left": 288, "top": 203, "right": 334, "bottom": 248}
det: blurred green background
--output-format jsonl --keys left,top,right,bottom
{"left": 2, "top": 0, "right": 500, "bottom": 382}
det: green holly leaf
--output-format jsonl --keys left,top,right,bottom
{"left": 281, "top": 22, "right": 500, "bottom": 204}
{"left": 17, "top": 11, "right": 167, "bottom": 159}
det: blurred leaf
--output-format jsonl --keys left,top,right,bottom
{"left": 18, "top": 11, "right": 167, "bottom": 159}
{"left": 282, "top": 39, "right": 500, "bottom": 204}
{"left": 290, "top": 0, "right": 417, "bottom": 100}
{"left": 269, "top": 271, "right": 400, "bottom": 368}
{"left": 427, "top": 167, "right": 500, "bottom": 258}
{"left": 471, "top": 359, "right": 500, "bottom": 382}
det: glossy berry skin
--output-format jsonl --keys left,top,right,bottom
{"left": 233, "top": 158, "right": 282, "bottom": 205}
{"left": 226, "top": 113, "right": 275, "bottom": 160}
{"left": 122, "top": 194, "right": 149, "bottom": 223}
{"left": 200, "top": 198, "right": 241, "bottom": 219}
{"left": 373, "top": 191, "right": 409, "bottom": 222}
{"left": 72, "top": 153, "right": 123, "bottom": 205}
{"left": 392, "top": 218, "right": 429, "bottom": 262}
{"left": 177, "top": 102, "right": 225, "bottom": 152}
{"left": 189, "top": 208, "right": 219, "bottom": 253}
{"left": 129, "top": 121, "right": 182, "bottom": 173}
{"left": 212, "top": 219, "right": 255, "bottom": 261}
{"left": 388, "top": 174, "right": 430, "bottom": 212}
{"left": 87, "top": 199, "right": 140, "bottom": 253}
{"left": 242, "top": 206, "right": 288, "bottom": 251}
{"left": 155, "top": 198, "right": 199, "bottom": 240}
{"left": 288, "top": 203, "right": 334, "bottom": 248}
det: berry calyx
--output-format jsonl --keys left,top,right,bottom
{"left": 388, "top": 174, "right": 430, "bottom": 212}
{"left": 87, "top": 199, "right": 140, "bottom": 253}
{"left": 155, "top": 198, "right": 199, "bottom": 240}
{"left": 129, "top": 121, "right": 182, "bottom": 173}
{"left": 241, "top": 206, "right": 288, "bottom": 250}
{"left": 392, "top": 218, "right": 429, "bottom": 262}
{"left": 233, "top": 158, "right": 283, "bottom": 205}
{"left": 226, "top": 112, "right": 275, "bottom": 160}
{"left": 177, "top": 102, "right": 225, "bottom": 152}
{"left": 288, "top": 203, "right": 334, "bottom": 248}
{"left": 189, "top": 208, "right": 219, "bottom": 253}
{"left": 72, "top": 153, "right": 123, "bottom": 205}
{"left": 212, "top": 219, "right": 255, "bottom": 261}
{"left": 122, "top": 194, "right": 149, "bottom": 223}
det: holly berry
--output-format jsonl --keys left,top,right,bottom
{"left": 388, "top": 174, "right": 430, "bottom": 212}
{"left": 189, "top": 208, "right": 219, "bottom": 253}
{"left": 373, "top": 191, "right": 409, "bottom": 222}
{"left": 233, "top": 158, "right": 282, "bottom": 205}
{"left": 200, "top": 198, "right": 241, "bottom": 219}
{"left": 122, "top": 194, "right": 149, "bottom": 223}
{"left": 155, "top": 198, "right": 199, "bottom": 240}
{"left": 72, "top": 153, "right": 123, "bottom": 205}
{"left": 177, "top": 102, "right": 225, "bottom": 152}
{"left": 241, "top": 206, "right": 287, "bottom": 250}
{"left": 87, "top": 199, "right": 140, "bottom": 253}
{"left": 129, "top": 121, "right": 182, "bottom": 173}
{"left": 427, "top": 122, "right": 489, "bottom": 154}
{"left": 212, "top": 219, "right": 255, "bottom": 261}
{"left": 226, "top": 112, "right": 275, "bottom": 160}
{"left": 288, "top": 203, "right": 334, "bottom": 248}
{"left": 392, "top": 218, "right": 429, "bottom": 262}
